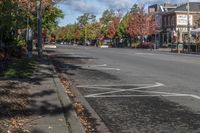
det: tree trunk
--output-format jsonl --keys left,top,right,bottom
{"left": 37, "top": 0, "right": 43, "bottom": 57}
{"left": 140, "top": 35, "right": 144, "bottom": 45}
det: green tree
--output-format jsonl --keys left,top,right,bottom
{"left": 99, "top": 9, "right": 115, "bottom": 38}
{"left": 77, "top": 13, "right": 96, "bottom": 27}
{"left": 42, "top": 6, "right": 64, "bottom": 31}
{"left": 0, "top": 0, "right": 63, "bottom": 47}
{"left": 85, "top": 22, "right": 101, "bottom": 41}
{"left": 130, "top": 4, "right": 140, "bottom": 14}
{"left": 77, "top": 13, "right": 96, "bottom": 44}
{"left": 0, "top": 0, "right": 26, "bottom": 44}
{"left": 117, "top": 14, "right": 129, "bottom": 38}
{"left": 100, "top": 9, "right": 115, "bottom": 25}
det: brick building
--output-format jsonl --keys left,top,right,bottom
{"left": 162, "top": 2, "right": 200, "bottom": 46}
{"left": 148, "top": 3, "right": 177, "bottom": 48}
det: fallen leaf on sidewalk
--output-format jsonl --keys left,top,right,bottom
{"left": 0, "top": 81, "right": 30, "bottom": 133}
{"left": 58, "top": 74, "right": 97, "bottom": 133}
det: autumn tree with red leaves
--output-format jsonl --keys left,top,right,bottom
{"left": 107, "top": 16, "right": 121, "bottom": 39}
{"left": 127, "top": 7, "right": 156, "bottom": 44}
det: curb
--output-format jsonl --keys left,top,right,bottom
{"left": 45, "top": 51, "right": 86, "bottom": 133}
{"left": 70, "top": 81, "right": 111, "bottom": 133}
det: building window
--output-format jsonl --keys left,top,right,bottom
{"left": 171, "top": 16, "right": 174, "bottom": 26}
{"left": 168, "top": 16, "right": 171, "bottom": 26}
{"left": 164, "top": 17, "right": 167, "bottom": 27}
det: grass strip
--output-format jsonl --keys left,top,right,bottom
{"left": 0, "top": 58, "right": 36, "bottom": 78}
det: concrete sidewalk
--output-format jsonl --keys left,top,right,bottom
{"left": 25, "top": 54, "right": 85, "bottom": 133}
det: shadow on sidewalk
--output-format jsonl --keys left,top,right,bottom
{"left": 0, "top": 55, "right": 73, "bottom": 132}
{"left": 0, "top": 79, "right": 73, "bottom": 119}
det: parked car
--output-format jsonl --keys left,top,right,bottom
{"left": 99, "top": 45, "right": 109, "bottom": 48}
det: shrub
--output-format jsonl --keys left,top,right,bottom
{"left": 6, "top": 38, "right": 26, "bottom": 58}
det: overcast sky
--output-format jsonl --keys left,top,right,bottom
{"left": 57, "top": 0, "right": 199, "bottom": 26}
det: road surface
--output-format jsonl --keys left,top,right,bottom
{"left": 48, "top": 45, "right": 200, "bottom": 133}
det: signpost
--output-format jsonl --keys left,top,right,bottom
{"left": 26, "top": 28, "right": 33, "bottom": 58}
{"left": 178, "top": 44, "right": 183, "bottom": 54}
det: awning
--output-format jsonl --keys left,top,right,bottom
{"left": 191, "top": 28, "right": 200, "bottom": 35}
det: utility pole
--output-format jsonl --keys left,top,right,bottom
{"left": 84, "top": 25, "right": 87, "bottom": 46}
{"left": 37, "top": 0, "right": 43, "bottom": 57}
{"left": 187, "top": 0, "right": 190, "bottom": 53}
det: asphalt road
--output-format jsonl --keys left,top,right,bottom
{"left": 48, "top": 45, "right": 200, "bottom": 133}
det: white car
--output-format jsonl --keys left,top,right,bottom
{"left": 99, "top": 45, "right": 109, "bottom": 48}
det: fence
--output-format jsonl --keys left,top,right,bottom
{"left": 170, "top": 43, "right": 200, "bottom": 53}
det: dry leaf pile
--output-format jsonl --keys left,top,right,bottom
{"left": 74, "top": 102, "right": 97, "bottom": 133}
{"left": 59, "top": 74, "right": 98, "bottom": 133}
{"left": 59, "top": 74, "right": 75, "bottom": 98}
{"left": 0, "top": 81, "right": 30, "bottom": 133}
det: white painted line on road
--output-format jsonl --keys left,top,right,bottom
{"left": 85, "top": 93, "right": 200, "bottom": 99}
{"left": 189, "top": 94, "right": 200, "bottom": 100}
{"left": 86, "top": 94, "right": 189, "bottom": 98}
{"left": 77, "top": 86, "right": 119, "bottom": 91}
{"left": 135, "top": 53, "right": 155, "bottom": 56}
{"left": 134, "top": 90, "right": 200, "bottom": 100}
{"left": 134, "top": 90, "right": 189, "bottom": 95}
{"left": 77, "top": 83, "right": 158, "bottom": 88}
{"left": 79, "top": 82, "right": 200, "bottom": 100}
{"left": 85, "top": 82, "right": 164, "bottom": 98}
{"left": 82, "top": 67, "right": 120, "bottom": 71}
{"left": 93, "top": 67, "right": 120, "bottom": 71}
{"left": 88, "top": 64, "right": 107, "bottom": 67}
{"left": 80, "top": 64, "right": 120, "bottom": 71}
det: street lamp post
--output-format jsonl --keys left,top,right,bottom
{"left": 84, "top": 25, "right": 87, "bottom": 46}
{"left": 187, "top": 0, "right": 190, "bottom": 53}
{"left": 37, "top": 0, "right": 43, "bottom": 57}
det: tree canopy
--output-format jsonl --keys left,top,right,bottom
{"left": 54, "top": 4, "right": 156, "bottom": 47}
{"left": 0, "top": 0, "right": 63, "bottom": 47}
